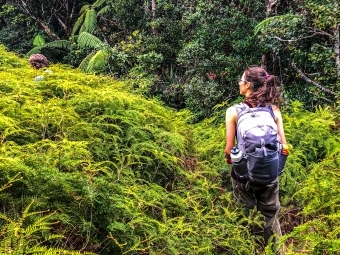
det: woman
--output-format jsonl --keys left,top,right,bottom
{"left": 224, "top": 66, "right": 287, "bottom": 244}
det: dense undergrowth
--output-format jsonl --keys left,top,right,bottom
{"left": 1, "top": 45, "right": 340, "bottom": 254}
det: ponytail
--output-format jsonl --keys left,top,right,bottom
{"left": 243, "top": 67, "right": 283, "bottom": 106}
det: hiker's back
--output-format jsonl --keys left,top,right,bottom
{"left": 234, "top": 103, "right": 279, "bottom": 185}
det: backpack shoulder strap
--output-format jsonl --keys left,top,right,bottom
{"left": 234, "top": 102, "right": 249, "bottom": 117}
{"left": 262, "top": 104, "right": 275, "bottom": 120}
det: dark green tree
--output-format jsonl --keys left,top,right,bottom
{"left": 255, "top": 0, "right": 339, "bottom": 107}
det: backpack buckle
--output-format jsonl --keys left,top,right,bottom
{"left": 260, "top": 139, "right": 268, "bottom": 156}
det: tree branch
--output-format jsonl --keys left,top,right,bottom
{"left": 268, "top": 30, "right": 334, "bottom": 43}
{"left": 291, "top": 62, "right": 336, "bottom": 96}
{"left": 307, "top": 91, "right": 334, "bottom": 103}
{"left": 19, "top": 0, "right": 60, "bottom": 39}
{"left": 269, "top": 34, "right": 317, "bottom": 42}
{"left": 266, "top": 0, "right": 277, "bottom": 13}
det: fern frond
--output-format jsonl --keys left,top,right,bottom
{"left": 44, "top": 40, "right": 72, "bottom": 51}
{"left": 72, "top": 12, "right": 86, "bottom": 36}
{"left": 86, "top": 49, "right": 109, "bottom": 73}
{"left": 78, "top": 32, "right": 103, "bottom": 48}
{"left": 22, "top": 199, "right": 35, "bottom": 219}
{"left": 78, "top": 51, "right": 97, "bottom": 71}
{"left": 0, "top": 212, "right": 13, "bottom": 224}
{"left": 97, "top": 6, "right": 110, "bottom": 15}
{"left": 26, "top": 47, "right": 42, "bottom": 56}
{"left": 93, "top": 0, "right": 106, "bottom": 8}
{"left": 80, "top": 9, "right": 97, "bottom": 34}
{"left": 79, "top": 4, "right": 91, "bottom": 15}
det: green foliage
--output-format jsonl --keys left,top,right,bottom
{"left": 254, "top": 14, "right": 303, "bottom": 36}
{"left": 77, "top": 32, "right": 103, "bottom": 49}
{"left": 183, "top": 79, "right": 225, "bottom": 122}
{"left": 0, "top": 3, "right": 39, "bottom": 54}
{"left": 0, "top": 199, "right": 95, "bottom": 254}
{"left": 193, "top": 99, "right": 340, "bottom": 253}
{"left": 306, "top": 0, "right": 340, "bottom": 29}
{"left": 0, "top": 45, "right": 262, "bottom": 254}
{"left": 26, "top": 35, "right": 72, "bottom": 57}
{"left": 279, "top": 150, "right": 340, "bottom": 254}
{"left": 278, "top": 102, "right": 338, "bottom": 204}
{"left": 1, "top": 0, "right": 340, "bottom": 120}
{"left": 254, "top": 1, "right": 339, "bottom": 107}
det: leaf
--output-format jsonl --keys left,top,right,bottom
{"left": 72, "top": 12, "right": 86, "bottom": 36}
{"left": 97, "top": 6, "right": 110, "bottom": 15}
{"left": 80, "top": 9, "right": 97, "bottom": 34}
{"left": 44, "top": 40, "right": 72, "bottom": 51}
{"left": 79, "top": 4, "right": 91, "bottom": 15}
{"left": 93, "top": 0, "right": 107, "bottom": 8}
{"left": 33, "top": 35, "right": 45, "bottom": 47}
{"left": 26, "top": 46, "right": 42, "bottom": 56}
{"left": 86, "top": 49, "right": 109, "bottom": 73}
{"left": 77, "top": 32, "right": 103, "bottom": 48}
{"left": 78, "top": 51, "right": 97, "bottom": 71}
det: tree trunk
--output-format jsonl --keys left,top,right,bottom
{"left": 151, "top": 0, "right": 156, "bottom": 34}
{"left": 261, "top": 0, "right": 277, "bottom": 70}
{"left": 151, "top": 0, "right": 156, "bottom": 20}
{"left": 334, "top": 24, "right": 340, "bottom": 78}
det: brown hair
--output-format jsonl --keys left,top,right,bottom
{"left": 29, "top": 54, "right": 49, "bottom": 69}
{"left": 243, "top": 66, "right": 283, "bottom": 106}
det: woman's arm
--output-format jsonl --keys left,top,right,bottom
{"left": 273, "top": 105, "right": 287, "bottom": 144}
{"left": 224, "top": 106, "right": 237, "bottom": 158}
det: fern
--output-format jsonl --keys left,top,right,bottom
{"left": 78, "top": 51, "right": 97, "bottom": 71}
{"left": 6, "top": 44, "right": 340, "bottom": 254}
{"left": 80, "top": 9, "right": 97, "bottom": 34}
{"left": 26, "top": 47, "right": 43, "bottom": 56}
{"left": 0, "top": 200, "right": 96, "bottom": 254}
{"left": 78, "top": 32, "right": 103, "bottom": 48}
{"left": 92, "top": 0, "right": 106, "bottom": 8}
{"left": 72, "top": 5, "right": 91, "bottom": 35}
{"left": 97, "top": 6, "right": 110, "bottom": 15}
{"left": 44, "top": 40, "right": 72, "bottom": 51}
{"left": 86, "top": 49, "right": 109, "bottom": 73}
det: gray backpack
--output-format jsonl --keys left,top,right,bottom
{"left": 233, "top": 103, "right": 279, "bottom": 185}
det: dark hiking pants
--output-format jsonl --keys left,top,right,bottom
{"left": 231, "top": 178, "right": 282, "bottom": 244}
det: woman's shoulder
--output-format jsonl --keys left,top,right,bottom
{"left": 271, "top": 104, "right": 281, "bottom": 111}
{"left": 226, "top": 105, "right": 238, "bottom": 120}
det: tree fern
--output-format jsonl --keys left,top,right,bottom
{"left": 78, "top": 32, "right": 103, "bottom": 49}
{"left": 72, "top": 5, "right": 92, "bottom": 35}
{"left": 78, "top": 51, "right": 97, "bottom": 71}
{"left": 44, "top": 40, "right": 72, "bottom": 51}
{"left": 80, "top": 9, "right": 97, "bottom": 34}
{"left": 86, "top": 49, "right": 109, "bottom": 73}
